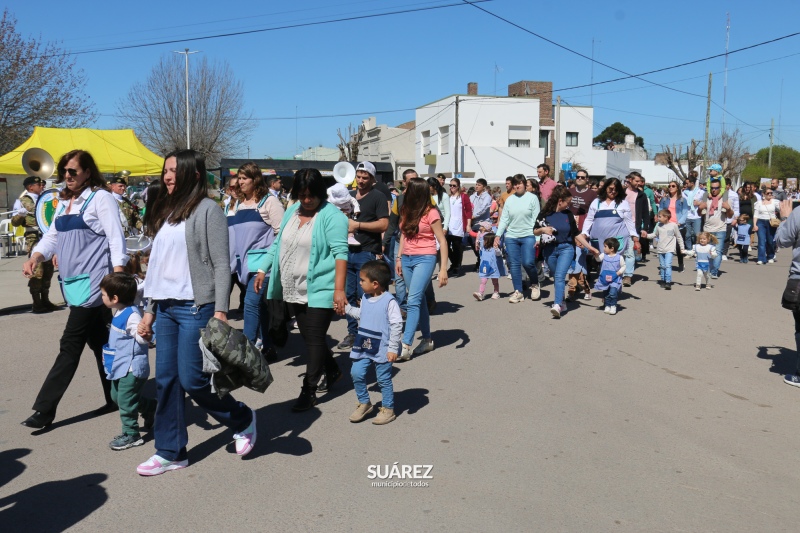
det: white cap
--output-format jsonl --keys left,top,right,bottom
{"left": 356, "top": 161, "right": 376, "bottom": 178}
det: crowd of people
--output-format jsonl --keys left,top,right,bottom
{"left": 15, "top": 148, "right": 800, "bottom": 476}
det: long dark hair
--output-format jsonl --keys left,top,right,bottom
{"left": 526, "top": 178, "right": 541, "bottom": 203}
{"left": 237, "top": 161, "right": 269, "bottom": 202}
{"left": 290, "top": 168, "right": 328, "bottom": 203}
{"left": 56, "top": 150, "right": 108, "bottom": 200}
{"left": 145, "top": 149, "right": 209, "bottom": 237}
{"left": 401, "top": 177, "right": 433, "bottom": 239}
{"left": 427, "top": 177, "right": 445, "bottom": 203}
{"left": 598, "top": 177, "right": 625, "bottom": 205}
{"left": 541, "top": 184, "right": 572, "bottom": 217}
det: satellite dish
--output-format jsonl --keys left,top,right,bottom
{"left": 332, "top": 162, "right": 356, "bottom": 184}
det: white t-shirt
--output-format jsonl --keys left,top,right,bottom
{"left": 448, "top": 195, "right": 464, "bottom": 237}
{"left": 143, "top": 221, "right": 194, "bottom": 301}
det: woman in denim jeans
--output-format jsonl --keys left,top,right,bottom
{"left": 534, "top": 185, "right": 599, "bottom": 319}
{"left": 495, "top": 175, "right": 541, "bottom": 303}
{"left": 753, "top": 189, "right": 780, "bottom": 264}
{"left": 136, "top": 150, "right": 256, "bottom": 476}
{"left": 395, "top": 178, "right": 449, "bottom": 361}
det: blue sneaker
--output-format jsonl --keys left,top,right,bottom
{"left": 784, "top": 374, "right": 800, "bottom": 388}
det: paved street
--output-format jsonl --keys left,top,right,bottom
{"left": 1, "top": 252, "right": 799, "bottom": 532}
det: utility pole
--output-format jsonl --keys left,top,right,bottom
{"left": 173, "top": 48, "right": 200, "bottom": 149}
{"left": 703, "top": 73, "right": 712, "bottom": 175}
{"left": 555, "top": 96, "right": 561, "bottom": 175}
{"left": 454, "top": 96, "right": 459, "bottom": 174}
{"left": 768, "top": 118, "right": 774, "bottom": 177}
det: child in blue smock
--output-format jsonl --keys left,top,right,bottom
{"left": 474, "top": 231, "right": 505, "bottom": 301}
{"left": 594, "top": 238, "right": 625, "bottom": 315}
{"left": 100, "top": 273, "right": 156, "bottom": 451}
{"left": 345, "top": 260, "right": 403, "bottom": 426}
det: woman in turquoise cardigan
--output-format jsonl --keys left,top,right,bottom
{"left": 253, "top": 168, "right": 348, "bottom": 411}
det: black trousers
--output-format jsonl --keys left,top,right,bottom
{"left": 677, "top": 226, "right": 687, "bottom": 271}
{"left": 287, "top": 304, "right": 337, "bottom": 392}
{"left": 32, "top": 305, "right": 113, "bottom": 414}
{"left": 446, "top": 234, "right": 464, "bottom": 270}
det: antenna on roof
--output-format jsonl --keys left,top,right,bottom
{"left": 494, "top": 63, "right": 503, "bottom": 95}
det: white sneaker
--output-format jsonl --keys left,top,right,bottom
{"left": 603, "top": 306, "right": 611, "bottom": 314}
{"left": 397, "top": 344, "right": 413, "bottom": 362}
{"left": 550, "top": 304, "right": 561, "bottom": 318}
{"left": 530, "top": 285, "right": 541, "bottom": 301}
{"left": 768, "top": 259, "right": 775, "bottom": 264}
{"left": 722, "top": 255, "right": 728, "bottom": 261}
{"left": 757, "top": 261, "right": 764, "bottom": 265}
{"left": 473, "top": 292, "right": 484, "bottom": 301}
{"left": 509, "top": 290, "right": 524, "bottom": 303}
{"left": 560, "top": 303, "right": 568, "bottom": 313}
{"left": 233, "top": 409, "right": 257, "bottom": 457}
{"left": 608, "top": 305, "right": 617, "bottom": 315}
{"left": 413, "top": 338, "right": 434, "bottom": 355}
{"left": 491, "top": 292, "right": 501, "bottom": 300}
{"left": 583, "top": 292, "right": 592, "bottom": 301}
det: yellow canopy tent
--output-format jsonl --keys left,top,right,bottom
{"left": 0, "top": 127, "right": 164, "bottom": 176}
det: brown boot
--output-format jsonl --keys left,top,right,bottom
{"left": 31, "top": 290, "right": 51, "bottom": 314}
{"left": 40, "top": 288, "right": 60, "bottom": 311}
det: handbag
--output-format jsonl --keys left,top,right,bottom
{"left": 770, "top": 217, "right": 781, "bottom": 228}
{"left": 781, "top": 278, "right": 800, "bottom": 311}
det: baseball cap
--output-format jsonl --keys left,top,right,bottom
{"left": 708, "top": 164, "right": 722, "bottom": 172}
{"left": 23, "top": 176, "right": 43, "bottom": 187}
{"left": 109, "top": 176, "right": 127, "bottom": 185}
{"left": 356, "top": 161, "right": 376, "bottom": 177}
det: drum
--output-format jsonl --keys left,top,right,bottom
{"left": 125, "top": 234, "right": 153, "bottom": 254}
{"left": 35, "top": 188, "right": 61, "bottom": 234}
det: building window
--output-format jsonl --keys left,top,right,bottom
{"left": 422, "top": 130, "right": 431, "bottom": 156}
{"left": 566, "top": 132, "right": 578, "bottom": 147}
{"left": 508, "top": 126, "right": 531, "bottom": 149}
{"left": 539, "top": 130, "right": 550, "bottom": 157}
{"left": 439, "top": 126, "right": 450, "bottom": 155}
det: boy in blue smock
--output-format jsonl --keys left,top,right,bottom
{"left": 100, "top": 273, "right": 156, "bottom": 450}
{"left": 345, "top": 260, "right": 403, "bottom": 425}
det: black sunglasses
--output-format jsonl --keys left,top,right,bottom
{"left": 63, "top": 168, "right": 79, "bottom": 177}
{"left": 449, "top": 184, "right": 458, "bottom": 188}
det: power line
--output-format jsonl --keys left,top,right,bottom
{"left": 41, "top": 0, "right": 492, "bottom": 57}
{"left": 461, "top": 0, "right": 800, "bottom": 98}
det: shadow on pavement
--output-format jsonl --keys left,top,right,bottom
{"left": 393, "top": 387, "right": 429, "bottom": 416}
{"left": 30, "top": 407, "right": 117, "bottom": 435}
{"left": 429, "top": 301, "right": 463, "bottom": 315}
{"left": 431, "top": 329, "right": 469, "bottom": 350}
{"left": 0, "top": 473, "right": 108, "bottom": 531}
{"left": 242, "top": 399, "right": 320, "bottom": 460}
{"left": 0, "top": 448, "right": 30, "bottom": 490}
{"left": 756, "top": 345, "right": 797, "bottom": 375}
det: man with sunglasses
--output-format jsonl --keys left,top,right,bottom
{"left": 698, "top": 178, "right": 734, "bottom": 278}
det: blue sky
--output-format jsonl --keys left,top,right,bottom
{"left": 11, "top": 0, "right": 800, "bottom": 160}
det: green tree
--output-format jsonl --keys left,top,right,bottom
{"left": 742, "top": 145, "right": 800, "bottom": 181}
{"left": 0, "top": 9, "right": 95, "bottom": 155}
{"left": 593, "top": 122, "right": 644, "bottom": 147}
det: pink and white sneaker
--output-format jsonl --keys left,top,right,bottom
{"left": 233, "top": 409, "right": 257, "bottom": 457}
{"left": 137, "top": 455, "right": 188, "bottom": 476}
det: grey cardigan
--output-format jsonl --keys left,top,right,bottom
{"left": 146, "top": 198, "right": 231, "bottom": 313}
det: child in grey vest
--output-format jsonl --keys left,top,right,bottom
{"left": 345, "top": 261, "right": 403, "bottom": 425}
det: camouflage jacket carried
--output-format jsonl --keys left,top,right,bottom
{"left": 200, "top": 317, "right": 273, "bottom": 398}
{"left": 11, "top": 195, "right": 38, "bottom": 231}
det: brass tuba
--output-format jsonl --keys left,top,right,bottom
{"left": 22, "top": 148, "right": 55, "bottom": 180}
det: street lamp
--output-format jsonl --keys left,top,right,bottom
{"left": 173, "top": 48, "right": 200, "bottom": 149}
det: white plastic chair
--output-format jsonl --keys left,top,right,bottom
{"left": 14, "top": 224, "right": 26, "bottom": 255}
{"left": 0, "top": 219, "right": 14, "bottom": 258}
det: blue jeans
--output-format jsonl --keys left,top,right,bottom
{"left": 401, "top": 254, "right": 436, "bottom": 346}
{"left": 351, "top": 358, "right": 394, "bottom": 409}
{"left": 711, "top": 231, "right": 726, "bottom": 275}
{"left": 346, "top": 250, "right": 377, "bottom": 336}
{"left": 658, "top": 252, "right": 674, "bottom": 283}
{"left": 243, "top": 274, "right": 269, "bottom": 347}
{"left": 623, "top": 239, "right": 636, "bottom": 277}
{"left": 604, "top": 286, "right": 619, "bottom": 307}
{"left": 505, "top": 235, "right": 538, "bottom": 293}
{"left": 756, "top": 219, "right": 776, "bottom": 263}
{"left": 389, "top": 237, "right": 407, "bottom": 313}
{"left": 154, "top": 300, "right": 252, "bottom": 461}
{"left": 544, "top": 242, "right": 574, "bottom": 306}
{"left": 685, "top": 217, "right": 701, "bottom": 248}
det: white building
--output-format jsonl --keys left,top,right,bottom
{"left": 298, "top": 146, "right": 340, "bottom": 161}
{"left": 356, "top": 117, "right": 416, "bottom": 180}
{"left": 415, "top": 95, "right": 547, "bottom": 185}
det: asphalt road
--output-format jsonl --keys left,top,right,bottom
{"left": 1, "top": 252, "right": 799, "bottom": 532}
